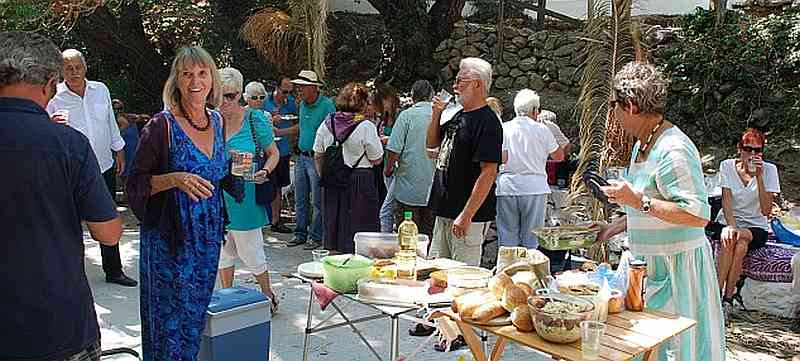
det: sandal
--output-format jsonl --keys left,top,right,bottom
{"left": 267, "top": 292, "right": 280, "bottom": 314}
{"left": 408, "top": 323, "right": 436, "bottom": 337}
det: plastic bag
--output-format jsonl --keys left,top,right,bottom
{"left": 612, "top": 251, "right": 633, "bottom": 295}
{"left": 591, "top": 279, "right": 611, "bottom": 322}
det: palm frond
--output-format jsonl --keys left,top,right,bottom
{"left": 565, "top": 0, "right": 641, "bottom": 221}
{"left": 241, "top": 8, "right": 305, "bottom": 74}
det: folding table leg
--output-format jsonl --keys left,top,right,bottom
{"left": 490, "top": 337, "right": 507, "bottom": 361}
{"left": 390, "top": 316, "right": 400, "bottom": 361}
{"left": 455, "top": 320, "right": 488, "bottom": 361}
{"left": 302, "top": 285, "right": 314, "bottom": 361}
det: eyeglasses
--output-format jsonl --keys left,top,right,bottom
{"left": 454, "top": 77, "right": 478, "bottom": 86}
{"left": 223, "top": 93, "right": 238, "bottom": 101}
{"left": 250, "top": 95, "right": 266, "bottom": 101}
{"left": 741, "top": 146, "right": 763, "bottom": 153}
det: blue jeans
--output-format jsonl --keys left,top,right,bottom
{"left": 294, "top": 155, "right": 322, "bottom": 242}
{"left": 379, "top": 175, "right": 396, "bottom": 232}
{"left": 496, "top": 194, "right": 548, "bottom": 249}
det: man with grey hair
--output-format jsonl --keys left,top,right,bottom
{"left": 426, "top": 58, "right": 503, "bottom": 266}
{"left": 385, "top": 80, "right": 436, "bottom": 238}
{"left": 0, "top": 31, "right": 122, "bottom": 361}
{"left": 496, "top": 89, "right": 564, "bottom": 252}
{"left": 46, "top": 48, "right": 136, "bottom": 287}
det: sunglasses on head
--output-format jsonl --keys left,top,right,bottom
{"left": 249, "top": 95, "right": 266, "bottom": 101}
{"left": 223, "top": 93, "right": 238, "bottom": 101}
{"left": 741, "top": 146, "right": 763, "bottom": 153}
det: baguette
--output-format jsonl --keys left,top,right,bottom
{"left": 473, "top": 301, "right": 508, "bottom": 323}
{"left": 452, "top": 291, "right": 492, "bottom": 319}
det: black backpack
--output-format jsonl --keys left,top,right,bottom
{"left": 319, "top": 117, "right": 366, "bottom": 189}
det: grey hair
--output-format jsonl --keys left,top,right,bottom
{"left": 513, "top": 89, "right": 540, "bottom": 116}
{"left": 162, "top": 46, "right": 222, "bottom": 110}
{"left": 612, "top": 62, "right": 669, "bottom": 114}
{"left": 410, "top": 79, "right": 433, "bottom": 102}
{"left": 219, "top": 67, "right": 244, "bottom": 92}
{"left": 244, "top": 81, "right": 266, "bottom": 97}
{"left": 62, "top": 48, "right": 87, "bottom": 68}
{"left": 0, "top": 32, "right": 62, "bottom": 88}
{"left": 459, "top": 57, "right": 493, "bottom": 93}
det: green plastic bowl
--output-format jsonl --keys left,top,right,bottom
{"left": 322, "top": 254, "right": 374, "bottom": 293}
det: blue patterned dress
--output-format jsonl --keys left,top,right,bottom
{"left": 140, "top": 110, "right": 228, "bottom": 361}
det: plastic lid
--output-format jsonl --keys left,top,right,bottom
{"left": 207, "top": 286, "right": 268, "bottom": 313}
{"left": 404, "top": 211, "right": 413, "bottom": 219}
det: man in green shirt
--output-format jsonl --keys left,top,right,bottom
{"left": 286, "top": 70, "right": 335, "bottom": 249}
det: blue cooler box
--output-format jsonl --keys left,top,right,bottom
{"left": 199, "top": 286, "right": 271, "bottom": 361}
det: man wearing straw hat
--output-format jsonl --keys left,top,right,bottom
{"left": 285, "top": 70, "right": 335, "bottom": 250}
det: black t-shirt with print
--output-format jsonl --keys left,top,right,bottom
{"left": 431, "top": 105, "right": 503, "bottom": 222}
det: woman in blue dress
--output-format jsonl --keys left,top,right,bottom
{"left": 127, "top": 46, "right": 232, "bottom": 361}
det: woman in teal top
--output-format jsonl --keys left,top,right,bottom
{"left": 598, "top": 63, "right": 725, "bottom": 361}
{"left": 217, "top": 67, "right": 281, "bottom": 312}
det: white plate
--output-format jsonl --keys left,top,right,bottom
{"left": 298, "top": 262, "right": 324, "bottom": 279}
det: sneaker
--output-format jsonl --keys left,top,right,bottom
{"left": 271, "top": 223, "right": 293, "bottom": 234}
{"left": 287, "top": 237, "right": 306, "bottom": 247}
{"left": 303, "top": 241, "right": 321, "bottom": 250}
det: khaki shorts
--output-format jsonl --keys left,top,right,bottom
{"left": 430, "top": 216, "right": 490, "bottom": 267}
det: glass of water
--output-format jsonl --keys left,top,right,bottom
{"left": 230, "top": 150, "right": 255, "bottom": 180}
{"left": 312, "top": 249, "right": 329, "bottom": 263}
{"left": 580, "top": 320, "right": 606, "bottom": 360}
{"left": 53, "top": 109, "right": 69, "bottom": 125}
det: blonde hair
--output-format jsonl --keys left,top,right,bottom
{"left": 162, "top": 46, "right": 222, "bottom": 110}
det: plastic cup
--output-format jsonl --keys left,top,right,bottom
{"left": 312, "top": 249, "right": 329, "bottom": 263}
{"left": 580, "top": 320, "right": 606, "bottom": 360}
{"left": 230, "top": 150, "right": 254, "bottom": 180}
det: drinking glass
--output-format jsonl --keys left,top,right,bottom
{"left": 580, "top": 320, "right": 606, "bottom": 360}
{"left": 230, "top": 150, "right": 255, "bottom": 180}
{"left": 312, "top": 249, "right": 329, "bottom": 263}
{"left": 436, "top": 89, "right": 453, "bottom": 103}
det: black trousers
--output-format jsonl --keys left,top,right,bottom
{"left": 101, "top": 167, "right": 123, "bottom": 277}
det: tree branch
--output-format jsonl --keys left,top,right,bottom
{"left": 428, "top": 0, "right": 466, "bottom": 48}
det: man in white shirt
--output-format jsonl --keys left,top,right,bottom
{"left": 47, "top": 49, "right": 136, "bottom": 287}
{"left": 496, "top": 89, "right": 563, "bottom": 250}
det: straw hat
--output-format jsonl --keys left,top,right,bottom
{"left": 291, "top": 70, "right": 324, "bottom": 86}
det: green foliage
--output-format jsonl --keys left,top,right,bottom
{"left": 663, "top": 8, "right": 800, "bottom": 147}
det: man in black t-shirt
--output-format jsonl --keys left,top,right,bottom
{"left": 426, "top": 57, "right": 503, "bottom": 266}
{"left": 0, "top": 32, "right": 122, "bottom": 361}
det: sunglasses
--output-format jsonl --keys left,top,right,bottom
{"left": 741, "top": 146, "right": 763, "bottom": 153}
{"left": 223, "top": 93, "right": 238, "bottom": 101}
{"left": 280, "top": 90, "right": 292, "bottom": 95}
{"left": 250, "top": 95, "right": 266, "bottom": 101}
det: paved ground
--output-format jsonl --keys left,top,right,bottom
{"left": 88, "top": 208, "right": 782, "bottom": 361}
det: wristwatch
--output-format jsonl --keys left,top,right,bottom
{"left": 640, "top": 195, "right": 652, "bottom": 214}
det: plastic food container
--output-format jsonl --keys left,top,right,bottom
{"left": 354, "top": 232, "right": 430, "bottom": 259}
{"left": 528, "top": 293, "right": 595, "bottom": 343}
{"left": 446, "top": 267, "right": 493, "bottom": 288}
{"left": 322, "top": 254, "right": 374, "bottom": 293}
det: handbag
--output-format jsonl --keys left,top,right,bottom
{"left": 248, "top": 111, "right": 278, "bottom": 205}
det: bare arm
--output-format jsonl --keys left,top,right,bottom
{"left": 755, "top": 175, "right": 774, "bottom": 217}
{"left": 646, "top": 197, "right": 709, "bottom": 228}
{"left": 283, "top": 123, "right": 299, "bottom": 136}
{"left": 426, "top": 98, "right": 447, "bottom": 148}
{"left": 384, "top": 150, "right": 399, "bottom": 177}
{"left": 501, "top": 150, "right": 508, "bottom": 164}
{"left": 549, "top": 147, "right": 565, "bottom": 161}
{"left": 597, "top": 215, "right": 628, "bottom": 241}
{"left": 150, "top": 173, "right": 177, "bottom": 195}
{"left": 721, "top": 187, "right": 737, "bottom": 226}
{"left": 314, "top": 152, "right": 323, "bottom": 175}
{"left": 460, "top": 162, "right": 499, "bottom": 220}
{"left": 264, "top": 142, "right": 280, "bottom": 173}
{"left": 86, "top": 217, "right": 123, "bottom": 246}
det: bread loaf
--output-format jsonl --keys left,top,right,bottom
{"left": 515, "top": 282, "right": 533, "bottom": 299}
{"left": 473, "top": 301, "right": 508, "bottom": 323}
{"left": 511, "top": 307, "right": 533, "bottom": 332}
{"left": 501, "top": 285, "right": 528, "bottom": 312}
{"left": 488, "top": 272, "right": 514, "bottom": 300}
{"left": 452, "top": 291, "right": 492, "bottom": 319}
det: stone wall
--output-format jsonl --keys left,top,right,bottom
{"left": 434, "top": 21, "right": 586, "bottom": 95}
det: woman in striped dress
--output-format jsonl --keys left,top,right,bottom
{"left": 597, "top": 62, "right": 725, "bottom": 361}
